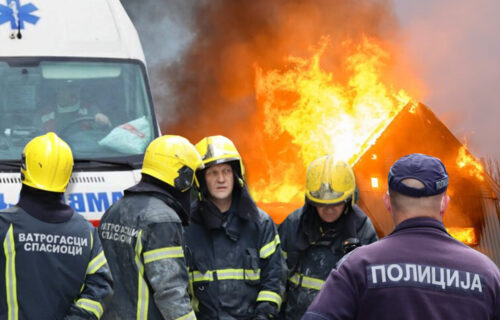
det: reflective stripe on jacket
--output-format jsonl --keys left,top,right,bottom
{"left": 0, "top": 206, "right": 112, "bottom": 320}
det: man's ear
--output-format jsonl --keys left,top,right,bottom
{"left": 383, "top": 192, "right": 391, "bottom": 213}
{"left": 440, "top": 194, "right": 450, "bottom": 216}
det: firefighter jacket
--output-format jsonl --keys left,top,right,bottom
{"left": 184, "top": 186, "right": 284, "bottom": 320}
{"left": 278, "top": 204, "right": 378, "bottom": 320}
{"left": 0, "top": 205, "right": 112, "bottom": 320}
{"left": 303, "top": 217, "right": 500, "bottom": 320}
{"left": 98, "top": 180, "right": 195, "bottom": 320}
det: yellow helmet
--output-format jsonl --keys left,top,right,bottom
{"left": 305, "top": 155, "right": 357, "bottom": 206}
{"left": 195, "top": 135, "right": 244, "bottom": 178}
{"left": 21, "top": 132, "right": 74, "bottom": 193}
{"left": 142, "top": 135, "right": 204, "bottom": 192}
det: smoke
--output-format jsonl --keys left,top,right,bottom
{"left": 120, "top": 0, "right": 197, "bottom": 123}
{"left": 121, "top": 0, "right": 499, "bottom": 162}
{"left": 160, "top": 0, "right": 405, "bottom": 143}
{"left": 393, "top": 0, "right": 500, "bottom": 160}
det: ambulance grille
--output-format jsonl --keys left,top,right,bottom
{"left": 0, "top": 177, "right": 21, "bottom": 184}
{"left": 68, "top": 176, "right": 106, "bottom": 184}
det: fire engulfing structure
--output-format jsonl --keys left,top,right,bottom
{"left": 352, "top": 102, "right": 500, "bottom": 266}
{"left": 157, "top": 0, "right": 499, "bottom": 265}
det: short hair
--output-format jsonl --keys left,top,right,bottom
{"left": 389, "top": 178, "right": 444, "bottom": 213}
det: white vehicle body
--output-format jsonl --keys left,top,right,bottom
{"left": 0, "top": 0, "right": 159, "bottom": 224}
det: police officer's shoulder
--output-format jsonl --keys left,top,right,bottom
{"left": 457, "top": 242, "right": 500, "bottom": 274}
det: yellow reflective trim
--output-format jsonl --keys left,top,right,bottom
{"left": 281, "top": 249, "right": 287, "bottom": 259}
{"left": 260, "top": 234, "right": 280, "bottom": 259}
{"left": 189, "top": 268, "right": 260, "bottom": 282}
{"left": 135, "top": 230, "right": 149, "bottom": 320}
{"left": 187, "top": 274, "right": 200, "bottom": 312}
{"left": 4, "top": 224, "right": 18, "bottom": 320}
{"left": 175, "top": 310, "right": 196, "bottom": 320}
{"left": 90, "top": 229, "right": 94, "bottom": 250}
{"left": 143, "top": 246, "right": 184, "bottom": 264}
{"left": 86, "top": 251, "right": 107, "bottom": 275}
{"left": 217, "top": 268, "right": 249, "bottom": 280}
{"left": 256, "top": 290, "right": 282, "bottom": 309}
{"left": 289, "top": 272, "right": 324, "bottom": 291}
{"left": 75, "top": 298, "right": 104, "bottom": 319}
{"left": 190, "top": 270, "right": 214, "bottom": 282}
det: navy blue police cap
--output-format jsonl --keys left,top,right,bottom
{"left": 388, "top": 153, "right": 449, "bottom": 197}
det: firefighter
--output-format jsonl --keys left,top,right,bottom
{"left": 0, "top": 132, "right": 113, "bottom": 319}
{"left": 279, "top": 155, "right": 378, "bottom": 320}
{"left": 184, "top": 135, "right": 283, "bottom": 320}
{"left": 303, "top": 153, "right": 500, "bottom": 319}
{"left": 98, "top": 135, "right": 202, "bottom": 320}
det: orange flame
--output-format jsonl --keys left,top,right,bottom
{"left": 249, "top": 36, "right": 410, "bottom": 206}
{"left": 446, "top": 227, "right": 478, "bottom": 246}
{"left": 456, "top": 145, "right": 484, "bottom": 181}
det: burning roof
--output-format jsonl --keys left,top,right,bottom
{"left": 352, "top": 102, "right": 500, "bottom": 265}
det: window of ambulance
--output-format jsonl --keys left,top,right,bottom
{"left": 0, "top": 58, "right": 158, "bottom": 171}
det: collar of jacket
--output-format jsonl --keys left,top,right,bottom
{"left": 125, "top": 180, "right": 190, "bottom": 225}
{"left": 191, "top": 184, "right": 259, "bottom": 236}
{"left": 390, "top": 216, "right": 447, "bottom": 236}
{"left": 297, "top": 203, "right": 365, "bottom": 251}
{"left": 16, "top": 185, "right": 74, "bottom": 223}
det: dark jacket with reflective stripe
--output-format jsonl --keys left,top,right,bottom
{"left": 278, "top": 204, "right": 378, "bottom": 320}
{"left": 98, "top": 181, "right": 195, "bottom": 320}
{"left": 184, "top": 186, "right": 284, "bottom": 320}
{"left": 303, "top": 217, "right": 500, "bottom": 320}
{"left": 0, "top": 206, "right": 112, "bottom": 320}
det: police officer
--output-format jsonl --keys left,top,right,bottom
{"left": 0, "top": 132, "right": 113, "bottom": 320}
{"left": 279, "top": 155, "right": 378, "bottom": 320}
{"left": 98, "top": 135, "right": 203, "bottom": 320}
{"left": 184, "top": 135, "right": 283, "bottom": 319}
{"left": 303, "top": 153, "right": 500, "bottom": 320}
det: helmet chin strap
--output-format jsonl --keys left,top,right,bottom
{"left": 342, "top": 201, "right": 351, "bottom": 215}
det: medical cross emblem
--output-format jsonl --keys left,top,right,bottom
{"left": 0, "top": 0, "right": 39, "bottom": 30}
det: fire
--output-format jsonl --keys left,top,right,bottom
{"left": 456, "top": 145, "right": 484, "bottom": 181}
{"left": 248, "top": 36, "right": 410, "bottom": 206}
{"left": 446, "top": 227, "right": 478, "bottom": 246}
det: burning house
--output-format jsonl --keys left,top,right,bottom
{"left": 352, "top": 102, "right": 500, "bottom": 266}
{"left": 255, "top": 100, "right": 500, "bottom": 266}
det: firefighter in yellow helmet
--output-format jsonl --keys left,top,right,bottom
{"left": 278, "top": 155, "right": 378, "bottom": 320}
{"left": 184, "top": 135, "right": 284, "bottom": 320}
{"left": 98, "top": 135, "right": 203, "bottom": 320}
{"left": 0, "top": 132, "right": 113, "bottom": 319}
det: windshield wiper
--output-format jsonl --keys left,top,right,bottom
{"left": 74, "top": 158, "right": 142, "bottom": 170}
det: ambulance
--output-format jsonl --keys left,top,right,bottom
{"left": 0, "top": 0, "right": 159, "bottom": 225}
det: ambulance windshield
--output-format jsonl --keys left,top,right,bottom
{"left": 0, "top": 58, "right": 158, "bottom": 164}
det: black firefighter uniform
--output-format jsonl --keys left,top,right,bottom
{"left": 0, "top": 206, "right": 113, "bottom": 320}
{"left": 184, "top": 187, "right": 284, "bottom": 319}
{"left": 98, "top": 181, "right": 195, "bottom": 320}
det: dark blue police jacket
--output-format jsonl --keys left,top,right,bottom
{"left": 303, "top": 217, "right": 500, "bottom": 320}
